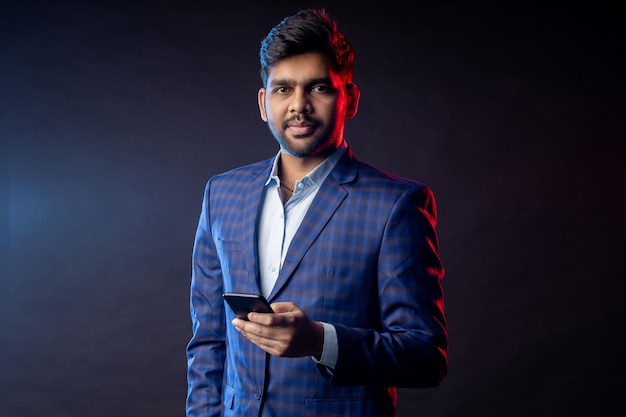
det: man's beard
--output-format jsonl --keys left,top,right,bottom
{"left": 270, "top": 117, "right": 337, "bottom": 157}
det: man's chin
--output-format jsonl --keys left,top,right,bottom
{"left": 282, "top": 147, "right": 313, "bottom": 158}
{"left": 287, "top": 145, "right": 338, "bottom": 160}
{"left": 282, "top": 139, "right": 316, "bottom": 157}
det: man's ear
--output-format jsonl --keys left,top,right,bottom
{"left": 258, "top": 87, "right": 268, "bottom": 122}
{"left": 345, "top": 83, "right": 360, "bottom": 119}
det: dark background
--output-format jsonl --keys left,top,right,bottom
{"left": 2, "top": 1, "right": 625, "bottom": 416}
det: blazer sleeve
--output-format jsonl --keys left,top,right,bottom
{"left": 327, "top": 183, "right": 448, "bottom": 388}
{"left": 186, "top": 179, "right": 226, "bottom": 417}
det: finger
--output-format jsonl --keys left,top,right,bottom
{"left": 246, "top": 311, "right": 275, "bottom": 325}
{"left": 270, "top": 302, "right": 298, "bottom": 314}
{"left": 233, "top": 317, "right": 272, "bottom": 341}
{"left": 231, "top": 318, "right": 246, "bottom": 331}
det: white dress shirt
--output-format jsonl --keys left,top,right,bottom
{"left": 257, "top": 143, "right": 347, "bottom": 369}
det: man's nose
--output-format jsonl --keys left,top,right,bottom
{"left": 289, "top": 89, "right": 311, "bottom": 114}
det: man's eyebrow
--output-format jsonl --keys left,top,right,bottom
{"left": 268, "top": 78, "right": 293, "bottom": 87}
{"left": 307, "top": 77, "right": 333, "bottom": 86}
{"left": 269, "top": 77, "right": 333, "bottom": 88}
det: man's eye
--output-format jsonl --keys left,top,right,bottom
{"left": 274, "top": 87, "right": 289, "bottom": 94}
{"left": 312, "top": 85, "right": 330, "bottom": 93}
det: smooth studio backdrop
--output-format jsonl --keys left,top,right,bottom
{"left": 2, "top": 1, "right": 625, "bottom": 416}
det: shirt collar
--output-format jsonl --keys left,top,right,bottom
{"left": 264, "top": 140, "right": 348, "bottom": 187}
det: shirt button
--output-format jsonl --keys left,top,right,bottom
{"left": 269, "top": 266, "right": 276, "bottom": 272}
{"left": 254, "top": 389, "right": 262, "bottom": 399}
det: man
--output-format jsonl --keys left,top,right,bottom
{"left": 186, "top": 8, "right": 447, "bottom": 417}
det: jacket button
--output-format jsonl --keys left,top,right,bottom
{"left": 254, "top": 389, "right": 262, "bottom": 400}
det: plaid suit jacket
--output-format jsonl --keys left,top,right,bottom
{"left": 186, "top": 148, "right": 447, "bottom": 417}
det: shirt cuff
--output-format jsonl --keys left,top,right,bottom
{"left": 311, "top": 322, "right": 338, "bottom": 369}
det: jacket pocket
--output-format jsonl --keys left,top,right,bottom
{"left": 216, "top": 237, "right": 241, "bottom": 253}
{"left": 223, "top": 384, "right": 235, "bottom": 410}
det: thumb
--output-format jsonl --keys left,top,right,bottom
{"left": 269, "top": 301, "right": 299, "bottom": 314}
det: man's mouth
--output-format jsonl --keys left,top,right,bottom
{"left": 286, "top": 120, "right": 316, "bottom": 136}
{"left": 288, "top": 125, "right": 314, "bottom": 136}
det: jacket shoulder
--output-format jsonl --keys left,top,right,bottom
{"left": 350, "top": 157, "right": 433, "bottom": 195}
{"left": 207, "top": 157, "right": 273, "bottom": 186}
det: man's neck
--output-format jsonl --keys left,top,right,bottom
{"left": 279, "top": 152, "right": 323, "bottom": 183}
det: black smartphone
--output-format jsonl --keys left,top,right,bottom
{"left": 222, "top": 292, "right": 274, "bottom": 320}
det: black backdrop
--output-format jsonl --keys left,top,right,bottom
{"left": 2, "top": 1, "right": 625, "bottom": 416}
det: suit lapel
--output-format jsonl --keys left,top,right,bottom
{"left": 269, "top": 150, "right": 358, "bottom": 299}
{"left": 240, "top": 158, "right": 275, "bottom": 294}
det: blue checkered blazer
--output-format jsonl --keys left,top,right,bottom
{"left": 186, "top": 147, "right": 447, "bottom": 417}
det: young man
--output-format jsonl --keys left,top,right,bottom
{"left": 186, "top": 8, "right": 448, "bottom": 417}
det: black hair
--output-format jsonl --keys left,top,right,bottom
{"left": 259, "top": 8, "right": 354, "bottom": 86}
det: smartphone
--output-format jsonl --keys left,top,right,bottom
{"left": 222, "top": 292, "right": 274, "bottom": 320}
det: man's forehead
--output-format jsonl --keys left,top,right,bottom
{"left": 267, "top": 52, "right": 336, "bottom": 80}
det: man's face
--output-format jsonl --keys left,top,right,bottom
{"left": 258, "top": 52, "right": 358, "bottom": 159}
